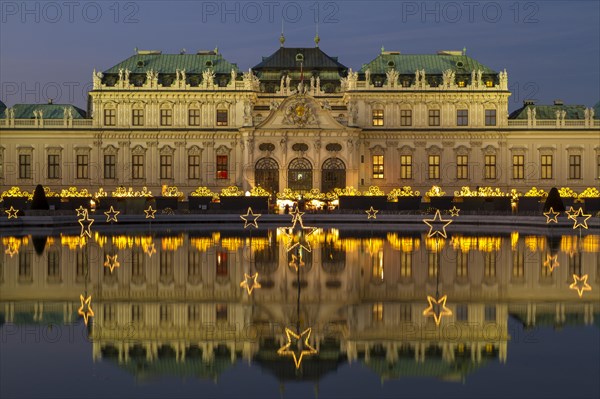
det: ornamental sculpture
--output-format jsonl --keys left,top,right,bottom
{"left": 283, "top": 98, "right": 317, "bottom": 127}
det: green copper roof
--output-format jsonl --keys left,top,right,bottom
{"left": 7, "top": 103, "right": 86, "bottom": 119}
{"left": 103, "top": 53, "right": 239, "bottom": 75}
{"left": 509, "top": 104, "right": 586, "bottom": 120}
{"left": 359, "top": 53, "right": 497, "bottom": 75}
{"left": 253, "top": 47, "right": 347, "bottom": 72}
{"left": 0, "top": 100, "right": 6, "bottom": 118}
{"left": 593, "top": 101, "right": 600, "bottom": 119}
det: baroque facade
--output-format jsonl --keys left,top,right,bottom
{"left": 0, "top": 42, "right": 599, "bottom": 196}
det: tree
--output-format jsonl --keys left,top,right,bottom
{"left": 543, "top": 187, "right": 565, "bottom": 212}
{"left": 30, "top": 184, "right": 49, "bottom": 210}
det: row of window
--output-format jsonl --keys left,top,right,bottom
{"left": 103, "top": 109, "right": 228, "bottom": 127}
{"left": 372, "top": 303, "right": 497, "bottom": 323}
{"left": 14, "top": 153, "right": 593, "bottom": 181}
{"left": 371, "top": 109, "right": 497, "bottom": 127}
{"left": 370, "top": 154, "right": 588, "bottom": 180}
{"left": 103, "top": 303, "right": 229, "bottom": 324}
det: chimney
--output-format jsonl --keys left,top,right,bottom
{"left": 553, "top": 99, "right": 564, "bottom": 106}
{"left": 523, "top": 99, "right": 536, "bottom": 106}
{"left": 47, "top": 98, "right": 53, "bottom": 104}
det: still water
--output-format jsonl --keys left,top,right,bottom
{"left": 1, "top": 225, "right": 599, "bottom": 398}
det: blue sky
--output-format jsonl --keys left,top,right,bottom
{"left": 1, "top": 0, "right": 598, "bottom": 111}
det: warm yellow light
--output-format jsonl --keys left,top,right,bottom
{"left": 543, "top": 207, "right": 560, "bottom": 224}
{"left": 365, "top": 206, "right": 379, "bottom": 219}
{"left": 240, "top": 207, "right": 261, "bottom": 229}
{"left": 103, "top": 254, "right": 120, "bottom": 273}
{"left": 277, "top": 327, "right": 318, "bottom": 369}
{"left": 103, "top": 206, "right": 120, "bottom": 223}
{"left": 78, "top": 209, "right": 94, "bottom": 238}
{"left": 144, "top": 206, "right": 157, "bottom": 219}
{"left": 569, "top": 274, "right": 592, "bottom": 298}
{"left": 570, "top": 208, "right": 591, "bottom": 230}
{"left": 543, "top": 254, "right": 560, "bottom": 272}
{"left": 240, "top": 272, "right": 261, "bottom": 295}
{"left": 422, "top": 295, "right": 453, "bottom": 326}
{"left": 423, "top": 210, "right": 452, "bottom": 239}
{"left": 78, "top": 294, "right": 94, "bottom": 326}
{"left": 4, "top": 206, "right": 19, "bottom": 219}
{"left": 449, "top": 206, "right": 460, "bottom": 217}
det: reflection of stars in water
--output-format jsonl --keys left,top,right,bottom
{"left": 5, "top": 206, "right": 19, "bottom": 219}
{"left": 78, "top": 294, "right": 94, "bottom": 326}
{"left": 103, "top": 254, "right": 120, "bottom": 273}
{"left": 284, "top": 210, "right": 316, "bottom": 253}
{"left": 569, "top": 274, "right": 592, "bottom": 298}
{"left": 78, "top": 210, "right": 94, "bottom": 238}
{"left": 277, "top": 327, "right": 317, "bottom": 369}
{"left": 4, "top": 243, "right": 19, "bottom": 257}
{"left": 240, "top": 207, "right": 261, "bottom": 229}
{"left": 422, "top": 295, "right": 452, "bottom": 326}
{"left": 570, "top": 208, "right": 591, "bottom": 230}
{"left": 288, "top": 253, "right": 306, "bottom": 271}
{"left": 423, "top": 210, "right": 452, "bottom": 239}
{"left": 104, "top": 206, "right": 120, "bottom": 223}
{"left": 365, "top": 206, "right": 378, "bottom": 219}
{"left": 543, "top": 207, "right": 560, "bottom": 223}
{"left": 542, "top": 254, "right": 560, "bottom": 272}
{"left": 240, "top": 272, "right": 261, "bottom": 295}
{"left": 143, "top": 243, "right": 156, "bottom": 257}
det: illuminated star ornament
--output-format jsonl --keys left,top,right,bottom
{"left": 240, "top": 272, "right": 261, "bottom": 295}
{"left": 284, "top": 209, "right": 317, "bottom": 253}
{"left": 5, "top": 206, "right": 19, "bottom": 219}
{"left": 75, "top": 206, "right": 87, "bottom": 218}
{"left": 365, "top": 206, "right": 378, "bottom": 219}
{"left": 422, "top": 295, "right": 453, "bottom": 326}
{"left": 240, "top": 207, "right": 261, "bottom": 229}
{"left": 277, "top": 327, "right": 318, "bottom": 369}
{"left": 569, "top": 274, "right": 592, "bottom": 298}
{"left": 103, "top": 254, "right": 121, "bottom": 273}
{"left": 449, "top": 206, "right": 460, "bottom": 217}
{"left": 288, "top": 253, "right": 306, "bottom": 271}
{"left": 565, "top": 206, "right": 577, "bottom": 220}
{"left": 543, "top": 207, "right": 560, "bottom": 224}
{"left": 78, "top": 209, "right": 94, "bottom": 238}
{"left": 144, "top": 206, "right": 157, "bottom": 219}
{"left": 4, "top": 243, "right": 19, "bottom": 258}
{"left": 104, "top": 206, "right": 120, "bottom": 223}
{"left": 423, "top": 210, "right": 453, "bottom": 239}
{"left": 570, "top": 208, "right": 591, "bottom": 230}
{"left": 143, "top": 242, "right": 156, "bottom": 257}
{"left": 543, "top": 254, "right": 560, "bottom": 272}
{"left": 78, "top": 294, "right": 94, "bottom": 326}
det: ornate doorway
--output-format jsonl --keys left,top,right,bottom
{"left": 287, "top": 158, "right": 313, "bottom": 193}
{"left": 321, "top": 158, "right": 346, "bottom": 193}
{"left": 254, "top": 157, "right": 279, "bottom": 194}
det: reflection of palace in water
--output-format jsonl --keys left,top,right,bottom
{"left": 1, "top": 230, "right": 598, "bottom": 381}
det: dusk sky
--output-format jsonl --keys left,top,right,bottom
{"left": 1, "top": 1, "right": 599, "bottom": 111}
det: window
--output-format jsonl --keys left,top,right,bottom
{"left": 512, "top": 251, "right": 524, "bottom": 278}
{"left": 132, "top": 109, "right": 144, "bottom": 126}
{"left": 485, "top": 305, "right": 496, "bottom": 322}
{"left": 429, "top": 109, "right": 440, "bottom": 126}
{"left": 428, "top": 155, "right": 440, "bottom": 179}
{"left": 216, "top": 251, "right": 228, "bottom": 276}
{"left": 19, "top": 154, "right": 31, "bottom": 179}
{"left": 485, "top": 109, "right": 497, "bottom": 126}
{"left": 400, "top": 155, "right": 412, "bottom": 179}
{"left": 400, "top": 109, "right": 412, "bottom": 126}
{"left": 456, "top": 304, "right": 468, "bottom": 321}
{"left": 216, "top": 304, "right": 228, "bottom": 322}
{"left": 400, "top": 304, "right": 412, "bottom": 322}
{"left": 188, "top": 305, "right": 200, "bottom": 323}
{"left": 372, "top": 303, "right": 383, "bottom": 322}
{"left": 76, "top": 154, "right": 88, "bottom": 179}
{"left": 512, "top": 155, "right": 524, "bottom": 179}
{"left": 456, "top": 251, "right": 468, "bottom": 278}
{"left": 569, "top": 155, "right": 581, "bottom": 179}
{"left": 188, "top": 249, "right": 201, "bottom": 280}
{"left": 400, "top": 252, "right": 412, "bottom": 278}
{"left": 216, "top": 109, "right": 228, "bottom": 126}
{"left": 104, "top": 304, "right": 115, "bottom": 323}
{"left": 372, "top": 155, "right": 384, "bottom": 179}
{"left": 485, "top": 155, "right": 497, "bottom": 179}
{"left": 160, "top": 304, "right": 171, "bottom": 323}
{"left": 456, "top": 155, "right": 468, "bottom": 179}
{"left": 132, "top": 249, "right": 144, "bottom": 279}
{"left": 216, "top": 155, "right": 228, "bottom": 179}
{"left": 188, "top": 109, "right": 200, "bottom": 126}
{"left": 456, "top": 109, "right": 468, "bottom": 126}
{"left": 76, "top": 252, "right": 87, "bottom": 279}
{"left": 132, "top": 305, "right": 143, "bottom": 323}
{"left": 47, "top": 154, "right": 60, "bottom": 179}
{"left": 160, "top": 155, "right": 172, "bottom": 179}
{"left": 19, "top": 251, "right": 32, "bottom": 281}
{"left": 104, "top": 109, "right": 116, "bottom": 126}
{"left": 47, "top": 251, "right": 60, "bottom": 280}
{"left": 597, "top": 155, "right": 600, "bottom": 179}
{"left": 484, "top": 253, "right": 497, "bottom": 277}
{"left": 541, "top": 155, "right": 553, "bottom": 179}
{"left": 188, "top": 155, "right": 200, "bottom": 179}
{"left": 160, "top": 109, "right": 172, "bottom": 126}
{"left": 485, "top": 80, "right": 494, "bottom": 87}
{"left": 132, "top": 154, "right": 144, "bottom": 179}
{"left": 160, "top": 252, "right": 173, "bottom": 280}
{"left": 372, "top": 109, "right": 384, "bottom": 126}
{"left": 104, "top": 154, "right": 116, "bottom": 179}
{"left": 428, "top": 252, "right": 439, "bottom": 277}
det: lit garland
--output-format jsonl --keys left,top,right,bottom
{"left": 387, "top": 186, "right": 420, "bottom": 201}
{"left": 365, "top": 206, "right": 379, "bottom": 219}
{"left": 5, "top": 206, "right": 19, "bottom": 219}
{"left": 60, "top": 187, "right": 91, "bottom": 198}
{"left": 94, "top": 188, "right": 108, "bottom": 198}
{"left": 523, "top": 187, "right": 547, "bottom": 197}
{"left": 78, "top": 294, "right": 94, "bottom": 326}
{"left": 578, "top": 187, "right": 600, "bottom": 198}
{"left": 250, "top": 186, "right": 270, "bottom": 197}
{"left": 161, "top": 235, "right": 184, "bottom": 251}
{"left": 543, "top": 207, "right": 560, "bottom": 223}
{"left": 334, "top": 186, "right": 362, "bottom": 196}
{"left": 103, "top": 206, "right": 120, "bottom": 223}
{"left": 304, "top": 188, "right": 338, "bottom": 201}
{"left": 386, "top": 234, "right": 420, "bottom": 252}
{"left": 189, "top": 186, "right": 218, "bottom": 199}
{"left": 276, "top": 188, "right": 300, "bottom": 200}
{"left": 0, "top": 186, "right": 32, "bottom": 200}
{"left": 111, "top": 186, "right": 152, "bottom": 197}
{"left": 454, "top": 186, "right": 508, "bottom": 197}
{"left": 363, "top": 186, "right": 385, "bottom": 196}
{"left": 569, "top": 274, "right": 592, "bottom": 298}
{"left": 425, "top": 185, "right": 446, "bottom": 197}
{"left": 220, "top": 186, "right": 244, "bottom": 197}
{"left": 240, "top": 272, "right": 261, "bottom": 295}
{"left": 277, "top": 327, "right": 317, "bottom": 369}
{"left": 558, "top": 187, "right": 578, "bottom": 198}
{"left": 162, "top": 186, "right": 183, "bottom": 197}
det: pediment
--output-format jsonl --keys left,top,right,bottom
{"left": 256, "top": 94, "right": 347, "bottom": 130}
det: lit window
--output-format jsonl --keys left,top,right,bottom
{"left": 456, "top": 252, "right": 468, "bottom": 278}
{"left": 485, "top": 109, "right": 497, "bottom": 126}
{"left": 400, "top": 252, "right": 412, "bottom": 277}
{"left": 19, "top": 154, "right": 31, "bottom": 179}
{"left": 400, "top": 155, "right": 412, "bottom": 179}
{"left": 541, "top": 155, "right": 553, "bottom": 179}
{"left": 428, "top": 252, "right": 439, "bottom": 277}
{"left": 188, "top": 109, "right": 200, "bottom": 126}
{"left": 458, "top": 80, "right": 466, "bottom": 87}
{"left": 485, "top": 155, "right": 496, "bottom": 180}
{"left": 456, "top": 109, "right": 468, "bottom": 126}
{"left": 216, "top": 251, "right": 228, "bottom": 276}
{"left": 188, "top": 155, "right": 200, "bottom": 179}
{"left": 428, "top": 155, "right": 440, "bottom": 179}
{"left": 512, "top": 155, "right": 524, "bottom": 180}
{"left": 372, "top": 303, "right": 383, "bottom": 322}
{"left": 160, "top": 109, "right": 172, "bottom": 126}
{"left": 484, "top": 253, "right": 497, "bottom": 277}
{"left": 76, "top": 154, "right": 88, "bottom": 179}
{"left": 104, "top": 154, "right": 116, "bottom": 179}
{"left": 569, "top": 155, "right": 581, "bottom": 179}
{"left": 132, "top": 109, "right": 144, "bottom": 126}
{"left": 160, "top": 155, "right": 172, "bottom": 179}
{"left": 47, "top": 154, "right": 60, "bottom": 179}
{"left": 104, "top": 109, "right": 116, "bottom": 126}
{"left": 216, "top": 304, "right": 228, "bottom": 322}
{"left": 456, "top": 155, "right": 468, "bottom": 179}
{"left": 372, "top": 109, "right": 384, "bottom": 126}
{"left": 485, "top": 80, "right": 494, "bottom": 87}
{"left": 372, "top": 155, "right": 384, "bottom": 179}
{"left": 429, "top": 109, "right": 440, "bottom": 126}
{"left": 216, "top": 109, "right": 228, "bottom": 126}
{"left": 216, "top": 155, "right": 228, "bottom": 179}
{"left": 132, "top": 154, "right": 144, "bottom": 179}
{"left": 400, "top": 109, "right": 412, "bottom": 126}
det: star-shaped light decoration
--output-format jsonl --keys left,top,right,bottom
{"left": 75, "top": 206, "right": 87, "bottom": 218}
{"left": 103, "top": 254, "right": 120, "bottom": 273}
{"left": 543, "top": 254, "right": 560, "bottom": 272}
{"left": 569, "top": 274, "right": 592, "bottom": 298}
{"left": 144, "top": 206, "right": 157, "bottom": 219}
{"left": 543, "top": 207, "right": 560, "bottom": 224}
{"left": 422, "top": 295, "right": 453, "bottom": 326}
{"left": 277, "top": 327, "right": 318, "bottom": 369}
{"left": 423, "top": 210, "right": 453, "bottom": 239}
{"left": 78, "top": 294, "right": 94, "bottom": 326}
{"left": 240, "top": 272, "right": 261, "bottom": 295}
{"left": 240, "top": 207, "right": 261, "bottom": 229}
{"left": 78, "top": 210, "right": 94, "bottom": 238}
{"left": 565, "top": 206, "right": 577, "bottom": 220}
{"left": 143, "top": 242, "right": 156, "bottom": 257}
{"left": 449, "top": 206, "right": 460, "bottom": 217}
{"left": 5, "top": 206, "right": 19, "bottom": 219}
{"left": 104, "top": 206, "right": 120, "bottom": 223}
{"left": 288, "top": 253, "right": 306, "bottom": 271}
{"left": 289, "top": 208, "right": 305, "bottom": 227}
{"left": 570, "top": 208, "right": 591, "bottom": 230}
{"left": 365, "top": 206, "right": 379, "bottom": 219}
{"left": 284, "top": 209, "right": 317, "bottom": 253}
{"left": 4, "top": 243, "right": 19, "bottom": 258}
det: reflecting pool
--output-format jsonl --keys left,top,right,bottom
{"left": 1, "top": 224, "right": 599, "bottom": 398}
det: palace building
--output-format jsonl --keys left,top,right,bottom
{"left": 0, "top": 37, "right": 598, "bottom": 196}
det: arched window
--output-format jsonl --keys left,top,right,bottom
{"left": 255, "top": 157, "right": 279, "bottom": 194}
{"left": 321, "top": 158, "right": 346, "bottom": 193}
{"left": 288, "top": 158, "right": 312, "bottom": 193}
